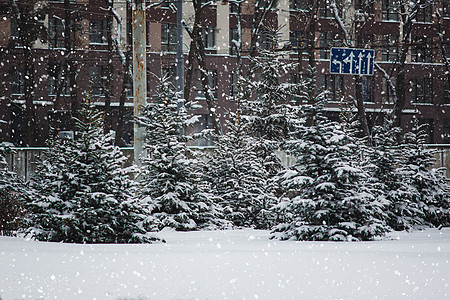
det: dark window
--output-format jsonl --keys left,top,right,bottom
{"left": 194, "top": 69, "right": 217, "bottom": 100}
{"left": 419, "top": 118, "right": 434, "bottom": 143}
{"left": 410, "top": 77, "right": 433, "bottom": 104}
{"left": 201, "top": 26, "right": 216, "bottom": 49}
{"left": 320, "top": 74, "right": 343, "bottom": 102}
{"left": 290, "top": 31, "right": 301, "bottom": 49}
{"left": 320, "top": 0, "right": 342, "bottom": 18}
{"left": 382, "top": 77, "right": 396, "bottom": 104}
{"left": 415, "top": 4, "right": 432, "bottom": 23}
{"left": 161, "top": 23, "right": 177, "bottom": 52}
{"left": 411, "top": 36, "right": 433, "bottom": 63}
{"left": 443, "top": 119, "right": 450, "bottom": 143}
{"left": 192, "top": 114, "right": 214, "bottom": 146}
{"left": 48, "top": 62, "right": 71, "bottom": 96}
{"left": 10, "top": 69, "right": 24, "bottom": 95}
{"left": 89, "top": 65, "right": 106, "bottom": 96}
{"left": 48, "top": 17, "right": 65, "bottom": 48}
{"left": 382, "top": 0, "right": 398, "bottom": 21}
{"left": 444, "top": 77, "right": 450, "bottom": 104}
{"left": 230, "top": 2, "right": 239, "bottom": 14}
{"left": 257, "top": 30, "right": 274, "bottom": 50}
{"left": 355, "top": 0, "right": 374, "bottom": 14}
{"left": 290, "top": 0, "right": 312, "bottom": 11}
{"left": 10, "top": 18, "right": 23, "bottom": 47}
{"left": 162, "top": 67, "right": 176, "bottom": 87}
{"left": 89, "top": 20, "right": 107, "bottom": 44}
{"left": 382, "top": 35, "right": 398, "bottom": 61}
{"left": 319, "top": 32, "right": 342, "bottom": 59}
{"left": 229, "top": 27, "right": 239, "bottom": 55}
{"left": 444, "top": 0, "right": 450, "bottom": 18}
{"left": 361, "top": 76, "right": 374, "bottom": 103}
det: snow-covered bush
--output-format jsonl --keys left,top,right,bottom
{"left": 136, "top": 75, "right": 227, "bottom": 231}
{"left": 23, "top": 100, "right": 161, "bottom": 243}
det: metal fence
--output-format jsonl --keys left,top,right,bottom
{"left": 5, "top": 145, "right": 450, "bottom": 181}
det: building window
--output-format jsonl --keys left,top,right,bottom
{"left": 10, "top": 69, "right": 25, "bottom": 95}
{"left": 10, "top": 18, "right": 23, "bottom": 47}
{"left": 410, "top": 77, "right": 433, "bottom": 104}
{"left": 361, "top": 76, "right": 374, "bottom": 103}
{"left": 162, "top": 67, "right": 176, "bottom": 87}
{"left": 290, "top": 31, "right": 301, "bottom": 49}
{"left": 411, "top": 36, "right": 432, "bottom": 63}
{"left": 194, "top": 69, "right": 217, "bottom": 100}
{"left": 382, "top": 0, "right": 398, "bottom": 21}
{"left": 444, "top": 0, "right": 450, "bottom": 18}
{"left": 201, "top": 26, "right": 216, "bottom": 49}
{"left": 320, "top": 0, "right": 341, "bottom": 18}
{"left": 319, "top": 32, "right": 342, "bottom": 59}
{"left": 382, "top": 77, "right": 396, "bottom": 104}
{"left": 290, "top": 0, "right": 312, "bottom": 11}
{"left": 89, "top": 20, "right": 107, "bottom": 44}
{"left": 48, "top": 17, "right": 65, "bottom": 48}
{"left": 229, "top": 27, "right": 239, "bottom": 55}
{"left": 192, "top": 114, "right": 214, "bottom": 146}
{"left": 355, "top": 0, "right": 374, "bottom": 14}
{"left": 443, "top": 119, "right": 450, "bottom": 143}
{"left": 257, "top": 30, "right": 275, "bottom": 51}
{"left": 415, "top": 4, "right": 432, "bottom": 23}
{"left": 161, "top": 23, "right": 177, "bottom": 52}
{"left": 89, "top": 65, "right": 106, "bottom": 96}
{"left": 230, "top": 2, "right": 239, "bottom": 14}
{"left": 320, "top": 74, "right": 343, "bottom": 102}
{"left": 419, "top": 118, "right": 434, "bottom": 144}
{"left": 48, "top": 62, "right": 71, "bottom": 96}
{"left": 381, "top": 35, "right": 398, "bottom": 62}
{"left": 444, "top": 77, "right": 450, "bottom": 104}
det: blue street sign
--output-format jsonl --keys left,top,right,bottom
{"left": 330, "top": 47, "right": 375, "bottom": 76}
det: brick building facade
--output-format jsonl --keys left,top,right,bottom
{"left": 1, "top": 0, "right": 450, "bottom": 146}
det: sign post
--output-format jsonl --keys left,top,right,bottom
{"left": 330, "top": 48, "right": 374, "bottom": 76}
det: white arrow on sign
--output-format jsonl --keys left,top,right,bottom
{"left": 333, "top": 59, "right": 343, "bottom": 73}
{"left": 366, "top": 52, "right": 373, "bottom": 75}
{"left": 343, "top": 52, "right": 355, "bottom": 74}
{"left": 358, "top": 52, "right": 364, "bottom": 75}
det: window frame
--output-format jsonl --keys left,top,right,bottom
{"left": 89, "top": 65, "right": 107, "bottom": 96}
{"left": 89, "top": 19, "right": 107, "bottom": 45}
{"left": 410, "top": 77, "right": 433, "bottom": 104}
{"left": 10, "top": 69, "right": 25, "bottom": 95}
{"left": 161, "top": 23, "right": 177, "bottom": 52}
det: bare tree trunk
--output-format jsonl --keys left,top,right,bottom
{"left": 64, "top": 0, "right": 78, "bottom": 120}
{"left": 115, "top": 49, "right": 132, "bottom": 146}
{"left": 104, "top": 0, "right": 115, "bottom": 133}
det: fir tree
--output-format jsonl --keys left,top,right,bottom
{"left": 23, "top": 99, "right": 161, "bottom": 243}
{"left": 271, "top": 85, "right": 390, "bottom": 241}
{"left": 395, "top": 120, "right": 450, "bottom": 228}
{"left": 136, "top": 75, "right": 226, "bottom": 231}
{"left": 0, "top": 142, "right": 30, "bottom": 235}
{"left": 210, "top": 112, "right": 278, "bottom": 229}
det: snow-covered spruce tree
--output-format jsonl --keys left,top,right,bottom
{"left": 271, "top": 80, "right": 390, "bottom": 241}
{"left": 366, "top": 119, "right": 425, "bottom": 231}
{"left": 209, "top": 110, "right": 278, "bottom": 229}
{"left": 136, "top": 75, "right": 226, "bottom": 231}
{"left": 24, "top": 99, "right": 161, "bottom": 243}
{"left": 0, "top": 143, "right": 30, "bottom": 236}
{"left": 395, "top": 120, "right": 450, "bottom": 228}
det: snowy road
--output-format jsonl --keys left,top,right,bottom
{"left": 1, "top": 228, "right": 449, "bottom": 300}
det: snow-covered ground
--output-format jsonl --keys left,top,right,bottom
{"left": 1, "top": 229, "right": 449, "bottom": 300}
